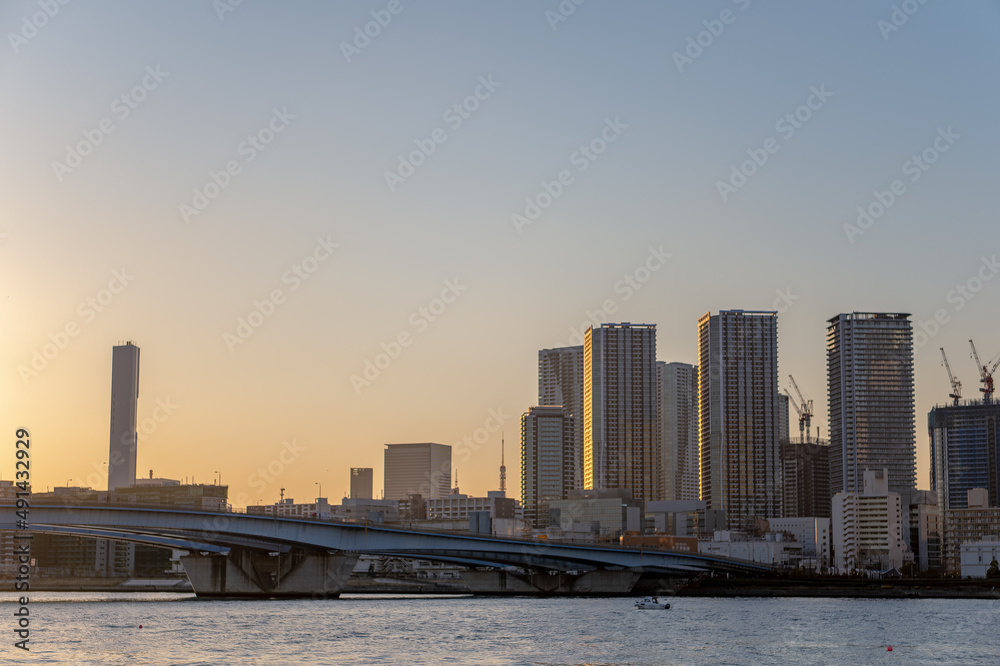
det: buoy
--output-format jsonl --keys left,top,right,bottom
{"left": 887, "top": 646, "right": 892, "bottom": 651}
{"left": 139, "top": 625, "right": 143, "bottom": 629}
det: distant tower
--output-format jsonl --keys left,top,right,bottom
{"left": 108, "top": 341, "right": 140, "bottom": 491}
{"left": 499, "top": 434, "right": 507, "bottom": 495}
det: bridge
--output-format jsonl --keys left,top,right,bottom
{"left": 2, "top": 505, "right": 770, "bottom": 597}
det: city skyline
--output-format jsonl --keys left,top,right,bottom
{"left": 4, "top": 2, "right": 1000, "bottom": 506}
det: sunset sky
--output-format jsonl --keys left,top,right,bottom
{"left": 2, "top": 1, "right": 999, "bottom": 505}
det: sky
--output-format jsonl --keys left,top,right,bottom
{"left": 2, "top": 1, "right": 999, "bottom": 506}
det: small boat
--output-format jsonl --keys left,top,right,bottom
{"left": 634, "top": 596, "right": 670, "bottom": 610}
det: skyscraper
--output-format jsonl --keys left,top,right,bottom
{"left": 538, "top": 345, "right": 584, "bottom": 488}
{"left": 658, "top": 361, "right": 699, "bottom": 502}
{"left": 383, "top": 443, "right": 451, "bottom": 500}
{"left": 108, "top": 342, "right": 140, "bottom": 491}
{"left": 583, "top": 323, "right": 660, "bottom": 502}
{"left": 929, "top": 401, "right": 1000, "bottom": 510}
{"left": 698, "top": 310, "right": 782, "bottom": 529}
{"left": 827, "top": 312, "right": 915, "bottom": 495}
{"left": 520, "top": 405, "right": 576, "bottom": 528}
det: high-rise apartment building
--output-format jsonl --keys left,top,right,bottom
{"left": 383, "top": 443, "right": 451, "bottom": 500}
{"left": 583, "top": 323, "right": 660, "bottom": 502}
{"left": 520, "top": 405, "right": 575, "bottom": 528}
{"left": 698, "top": 310, "right": 782, "bottom": 529}
{"left": 827, "top": 313, "right": 915, "bottom": 495}
{"left": 929, "top": 401, "right": 1000, "bottom": 510}
{"left": 658, "top": 361, "right": 699, "bottom": 502}
{"left": 108, "top": 342, "right": 140, "bottom": 491}
{"left": 350, "top": 467, "right": 374, "bottom": 500}
{"left": 538, "top": 346, "right": 584, "bottom": 488}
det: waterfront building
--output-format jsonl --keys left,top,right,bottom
{"left": 520, "top": 405, "right": 575, "bottom": 528}
{"left": 960, "top": 536, "right": 1000, "bottom": 578}
{"left": 583, "top": 323, "right": 660, "bottom": 502}
{"left": 929, "top": 401, "right": 1000, "bottom": 510}
{"left": 108, "top": 341, "right": 140, "bottom": 491}
{"left": 383, "top": 443, "right": 451, "bottom": 500}
{"left": 350, "top": 467, "right": 374, "bottom": 500}
{"left": 698, "top": 310, "right": 782, "bottom": 529}
{"left": 899, "top": 489, "right": 941, "bottom": 572}
{"left": 657, "top": 361, "right": 699, "bottom": 502}
{"left": 781, "top": 440, "right": 831, "bottom": 518}
{"left": 942, "top": 487, "right": 1000, "bottom": 574}
{"left": 538, "top": 345, "right": 585, "bottom": 488}
{"left": 831, "top": 468, "right": 911, "bottom": 572}
{"left": 767, "top": 517, "right": 831, "bottom": 570}
{"left": 827, "top": 313, "right": 915, "bottom": 495}
{"left": 698, "top": 530, "right": 803, "bottom": 567}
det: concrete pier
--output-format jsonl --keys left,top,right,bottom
{"left": 460, "top": 569, "right": 640, "bottom": 595}
{"left": 181, "top": 548, "right": 358, "bottom": 598}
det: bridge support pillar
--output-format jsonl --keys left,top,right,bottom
{"left": 460, "top": 569, "right": 640, "bottom": 596}
{"left": 180, "top": 548, "right": 358, "bottom": 599}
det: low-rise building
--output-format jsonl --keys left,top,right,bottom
{"left": 549, "top": 489, "right": 642, "bottom": 538}
{"left": 832, "top": 468, "right": 912, "bottom": 573}
{"left": 645, "top": 500, "right": 726, "bottom": 537}
{"left": 247, "top": 497, "right": 332, "bottom": 520}
{"left": 960, "top": 536, "right": 1000, "bottom": 578}
{"left": 767, "top": 517, "right": 831, "bottom": 571}
{"left": 698, "top": 530, "right": 803, "bottom": 566}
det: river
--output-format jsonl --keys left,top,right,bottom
{"left": 2, "top": 592, "right": 997, "bottom": 664}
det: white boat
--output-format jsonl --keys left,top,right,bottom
{"left": 634, "top": 596, "right": 670, "bottom": 610}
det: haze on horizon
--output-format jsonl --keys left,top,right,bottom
{"left": 2, "top": 1, "right": 999, "bottom": 505}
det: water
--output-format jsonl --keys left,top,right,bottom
{"left": 2, "top": 592, "right": 998, "bottom": 664}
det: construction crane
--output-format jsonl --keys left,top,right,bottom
{"left": 788, "top": 375, "right": 813, "bottom": 443}
{"left": 969, "top": 339, "right": 1000, "bottom": 403}
{"left": 784, "top": 390, "right": 805, "bottom": 443}
{"left": 939, "top": 347, "right": 962, "bottom": 406}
